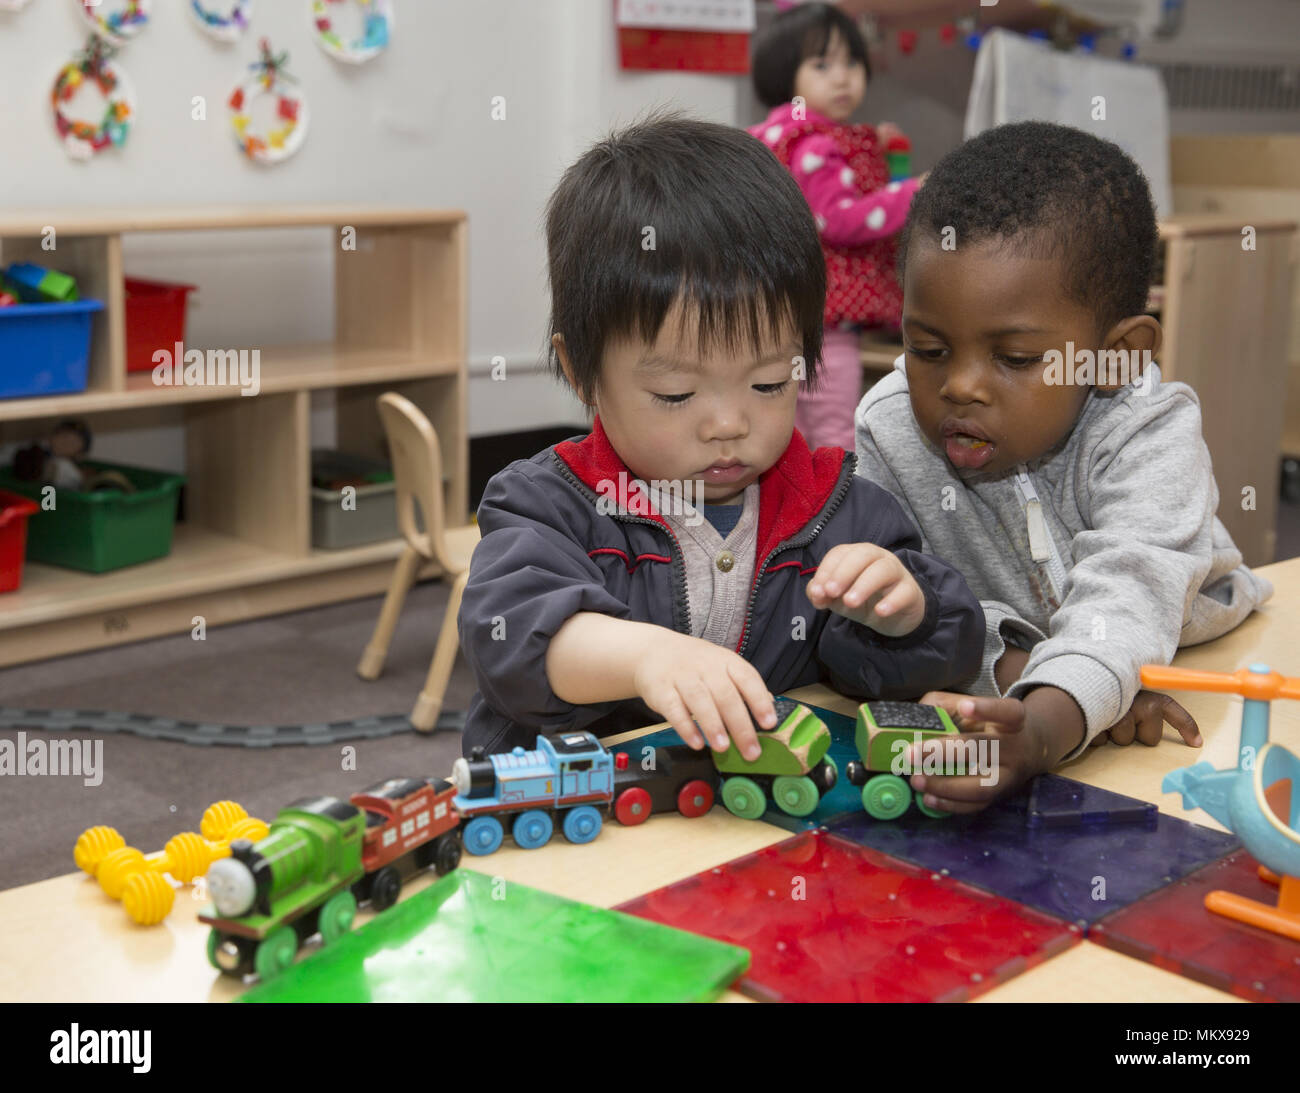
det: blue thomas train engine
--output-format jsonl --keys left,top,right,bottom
{"left": 451, "top": 731, "right": 615, "bottom": 855}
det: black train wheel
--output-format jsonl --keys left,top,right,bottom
{"left": 369, "top": 866, "right": 402, "bottom": 910}
{"left": 434, "top": 832, "right": 462, "bottom": 875}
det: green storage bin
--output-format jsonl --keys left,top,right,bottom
{"left": 0, "top": 460, "right": 185, "bottom": 573}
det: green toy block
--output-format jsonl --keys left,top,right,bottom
{"left": 5, "top": 263, "right": 79, "bottom": 304}
{"left": 855, "top": 701, "right": 960, "bottom": 774}
{"left": 712, "top": 698, "right": 831, "bottom": 775}
{"left": 237, "top": 869, "right": 750, "bottom": 1003}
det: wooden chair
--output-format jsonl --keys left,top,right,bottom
{"left": 357, "top": 392, "right": 480, "bottom": 731}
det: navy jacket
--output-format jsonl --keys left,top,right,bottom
{"left": 458, "top": 418, "right": 984, "bottom": 756}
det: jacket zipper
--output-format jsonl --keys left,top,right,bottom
{"left": 551, "top": 457, "right": 693, "bottom": 636}
{"left": 1014, "top": 465, "right": 1068, "bottom": 603}
{"left": 736, "top": 455, "right": 857, "bottom": 658}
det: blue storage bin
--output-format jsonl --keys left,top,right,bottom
{"left": 0, "top": 299, "right": 104, "bottom": 399}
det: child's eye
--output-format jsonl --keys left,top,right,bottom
{"left": 905, "top": 345, "right": 947, "bottom": 361}
{"left": 996, "top": 354, "right": 1044, "bottom": 368}
{"left": 651, "top": 392, "right": 692, "bottom": 406}
{"left": 753, "top": 381, "right": 791, "bottom": 396}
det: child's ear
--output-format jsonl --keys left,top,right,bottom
{"left": 1096, "top": 315, "right": 1163, "bottom": 392}
{"left": 552, "top": 333, "right": 595, "bottom": 407}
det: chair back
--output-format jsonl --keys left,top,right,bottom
{"left": 376, "top": 392, "right": 450, "bottom": 569}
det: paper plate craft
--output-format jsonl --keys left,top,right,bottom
{"left": 190, "top": 0, "right": 252, "bottom": 43}
{"left": 229, "top": 39, "right": 308, "bottom": 165}
{"left": 51, "top": 37, "right": 134, "bottom": 161}
{"left": 78, "top": 0, "right": 149, "bottom": 45}
{"left": 310, "top": 0, "right": 392, "bottom": 64}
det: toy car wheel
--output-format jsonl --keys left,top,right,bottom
{"left": 562, "top": 804, "right": 603, "bottom": 844}
{"left": 772, "top": 775, "right": 820, "bottom": 817}
{"left": 463, "top": 815, "right": 505, "bottom": 856}
{"left": 845, "top": 760, "right": 867, "bottom": 788}
{"left": 319, "top": 890, "right": 357, "bottom": 943}
{"left": 369, "top": 866, "right": 402, "bottom": 910}
{"left": 862, "top": 774, "right": 911, "bottom": 820}
{"left": 814, "top": 756, "right": 838, "bottom": 792}
{"left": 913, "top": 789, "right": 950, "bottom": 819}
{"left": 254, "top": 925, "right": 298, "bottom": 981}
{"left": 721, "top": 776, "right": 767, "bottom": 820}
{"left": 434, "top": 832, "right": 462, "bottom": 875}
{"left": 615, "top": 787, "right": 653, "bottom": 826}
{"left": 512, "top": 809, "right": 554, "bottom": 849}
{"left": 676, "top": 779, "right": 714, "bottom": 818}
{"left": 207, "top": 929, "right": 253, "bottom": 976}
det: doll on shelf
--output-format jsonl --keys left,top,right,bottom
{"left": 12, "top": 420, "right": 135, "bottom": 493}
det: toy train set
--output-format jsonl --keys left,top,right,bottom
{"left": 78, "top": 697, "right": 964, "bottom": 981}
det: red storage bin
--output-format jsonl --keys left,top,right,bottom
{"left": 124, "top": 277, "right": 196, "bottom": 373}
{"left": 0, "top": 489, "right": 40, "bottom": 593}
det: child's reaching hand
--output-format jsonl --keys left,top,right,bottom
{"left": 806, "top": 543, "right": 926, "bottom": 637}
{"left": 631, "top": 631, "right": 776, "bottom": 761}
{"left": 1089, "top": 690, "right": 1202, "bottom": 749}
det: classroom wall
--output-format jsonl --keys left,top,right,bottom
{"left": 0, "top": 0, "right": 746, "bottom": 469}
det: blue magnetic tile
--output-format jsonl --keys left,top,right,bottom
{"left": 1027, "top": 773, "right": 1158, "bottom": 829}
{"left": 826, "top": 798, "right": 1240, "bottom": 927}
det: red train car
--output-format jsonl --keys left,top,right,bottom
{"left": 349, "top": 777, "right": 461, "bottom": 909}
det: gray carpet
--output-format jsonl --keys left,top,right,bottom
{"left": 0, "top": 581, "right": 473, "bottom": 889}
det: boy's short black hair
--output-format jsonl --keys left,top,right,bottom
{"left": 900, "top": 121, "right": 1158, "bottom": 335}
{"left": 546, "top": 112, "right": 826, "bottom": 405}
{"left": 751, "top": 2, "right": 871, "bottom": 110}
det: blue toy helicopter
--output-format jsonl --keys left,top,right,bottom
{"left": 1142, "top": 663, "right": 1300, "bottom": 942}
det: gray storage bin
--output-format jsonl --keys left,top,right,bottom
{"left": 311, "top": 448, "right": 398, "bottom": 550}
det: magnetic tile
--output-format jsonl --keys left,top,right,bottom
{"left": 617, "top": 830, "right": 1080, "bottom": 1002}
{"left": 827, "top": 795, "right": 1240, "bottom": 927}
{"left": 239, "top": 869, "right": 749, "bottom": 1003}
{"left": 1027, "top": 773, "right": 1158, "bottom": 828}
{"left": 1091, "top": 849, "right": 1300, "bottom": 1002}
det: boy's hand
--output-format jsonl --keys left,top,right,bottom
{"left": 906, "top": 686, "right": 1083, "bottom": 814}
{"left": 1088, "top": 689, "right": 1201, "bottom": 748}
{"left": 806, "top": 543, "right": 925, "bottom": 637}
{"left": 632, "top": 631, "right": 775, "bottom": 761}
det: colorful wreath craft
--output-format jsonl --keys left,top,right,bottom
{"left": 310, "top": 0, "right": 393, "bottom": 65}
{"left": 229, "top": 40, "right": 308, "bottom": 165}
{"left": 190, "top": 0, "right": 252, "bottom": 44}
{"left": 51, "top": 38, "right": 134, "bottom": 161}
{"left": 78, "top": 0, "right": 149, "bottom": 45}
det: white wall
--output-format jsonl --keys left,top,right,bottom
{"left": 0, "top": 0, "right": 748, "bottom": 463}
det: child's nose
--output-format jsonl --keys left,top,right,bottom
{"left": 701, "top": 404, "right": 747, "bottom": 440}
{"left": 940, "top": 358, "right": 992, "bottom": 404}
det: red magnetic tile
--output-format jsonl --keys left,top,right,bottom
{"left": 1091, "top": 849, "right": 1300, "bottom": 1001}
{"left": 616, "top": 831, "right": 1080, "bottom": 1002}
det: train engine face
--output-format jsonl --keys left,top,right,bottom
{"left": 452, "top": 731, "right": 614, "bottom": 855}
{"left": 711, "top": 697, "right": 837, "bottom": 820}
{"left": 846, "top": 701, "right": 958, "bottom": 820}
{"left": 200, "top": 796, "right": 366, "bottom": 980}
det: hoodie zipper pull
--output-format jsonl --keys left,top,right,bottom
{"left": 1016, "top": 467, "right": 1052, "bottom": 563}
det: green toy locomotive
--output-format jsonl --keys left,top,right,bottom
{"left": 713, "top": 697, "right": 838, "bottom": 819}
{"left": 846, "top": 701, "right": 958, "bottom": 819}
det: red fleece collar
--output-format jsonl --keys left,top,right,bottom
{"left": 554, "top": 416, "right": 849, "bottom": 561}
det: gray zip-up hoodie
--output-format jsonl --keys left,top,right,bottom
{"left": 855, "top": 359, "right": 1273, "bottom": 758}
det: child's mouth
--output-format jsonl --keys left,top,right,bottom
{"left": 944, "top": 433, "right": 996, "bottom": 469}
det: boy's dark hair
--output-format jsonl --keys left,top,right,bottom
{"left": 900, "top": 121, "right": 1158, "bottom": 335}
{"left": 546, "top": 112, "right": 826, "bottom": 405}
{"left": 751, "top": 2, "right": 871, "bottom": 110}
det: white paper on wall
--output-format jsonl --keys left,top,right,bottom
{"left": 964, "top": 29, "right": 1172, "bottom": 217}
{"left": 616, "top": 0, "right": 756, "bottom": 33}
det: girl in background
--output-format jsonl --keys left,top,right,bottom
{"left": 749, "top": 2, "right": 921, "bottom": 450}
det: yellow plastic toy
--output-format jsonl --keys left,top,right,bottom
{"left": 73, "top": 801, "right": 269, "bottom": 925}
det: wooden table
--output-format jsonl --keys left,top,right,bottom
{"left": 4, "top": 558, "right": 1298, "bottom": 1004}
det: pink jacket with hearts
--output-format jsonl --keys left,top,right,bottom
{"left": 749, "top": 103, "right": 919, "bottom": 327}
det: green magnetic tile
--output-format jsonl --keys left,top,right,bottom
{"left": 237, "top": 869, "right": 750, "bottom": 1002}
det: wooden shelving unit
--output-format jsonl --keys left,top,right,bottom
{"left": 0, "top": 206, "right": 467, "bottom": 667}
